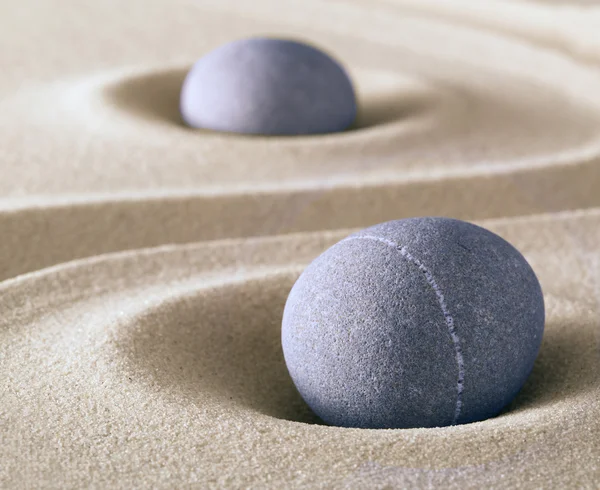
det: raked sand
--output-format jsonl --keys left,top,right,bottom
{"left": 1, "top": 0, "right": 600, "bottom": 488}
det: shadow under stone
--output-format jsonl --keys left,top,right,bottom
{"left": 103, "top": 67, "right": 429, "bottom": 133}
{"left": 121, "top": 271, "right": 323, "bottom": 425}
{"left": 105, "top": 67, "right": 188, "bottom": 125}
{"left": 121, "top": 269, "right": 599, "bottom": 428}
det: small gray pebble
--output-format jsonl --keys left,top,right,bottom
{"left": 180, "top": 37, "right": 357, "bottom": 135}
{"left": 282, "top": 217, "right": 545, "bottom": 429}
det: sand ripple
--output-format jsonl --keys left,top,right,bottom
{"left": 2, "top": 214, "right": 600, "bottom": 487}
{"left": 2, "top": 0, "right": 600, "bottom": 487}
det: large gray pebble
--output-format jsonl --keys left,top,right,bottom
{"left": 180, "top": 38, "right": 357, "bottom": 135}
{"left": 282, "top": 217, "right": 545, "bottom": 429}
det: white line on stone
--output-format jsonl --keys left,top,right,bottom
{"left": 342, "top": 235, "right": 465, "bottom": 424}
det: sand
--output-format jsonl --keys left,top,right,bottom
{"left": 1, "top": 0, "right": 599, "bottom": 488}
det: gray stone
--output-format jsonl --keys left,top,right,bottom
{"left": 180, "top": 37, "right": 357, "bottom": 135}
{"left": 282, "top": 217, "right": 545, "bottom": 429}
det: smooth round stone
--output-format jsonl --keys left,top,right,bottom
{"left": 282, "top": 217, "right": 545, "bottom": 429}
{"left": 180, "top": 37, "right": 357, "bottom": 135}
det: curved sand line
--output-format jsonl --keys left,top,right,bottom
{"left": 2, "top": 155, "right": 600, "bottom": 282}
{"left": 2, "top": 0, "right": 600, "bottom": 487}
{"left": 1, "top": 213, "right": 599, "bottom": 488}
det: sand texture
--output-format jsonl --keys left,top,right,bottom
{"left": 1, "top": 0, "right": 600, "bottom": 488}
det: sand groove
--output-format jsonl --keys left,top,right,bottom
{"left": 2, "top": 0, "right": 600, "bottom": 487}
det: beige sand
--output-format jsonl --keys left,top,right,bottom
{"left": 1, "top": 0, "right": 599, "bottom": 488}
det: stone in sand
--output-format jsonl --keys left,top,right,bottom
{"left": 282, "top": 217, "right": 545, "bottom": 429}
{"left": 180, "top": 37, "right": 357, "bottom": 135}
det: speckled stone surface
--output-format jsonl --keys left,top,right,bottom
{"left": 282, "top": 217, "right": 545, "bottom": 429}
{"left": 179, "top": 37, "right": 357, "bottom": 135}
